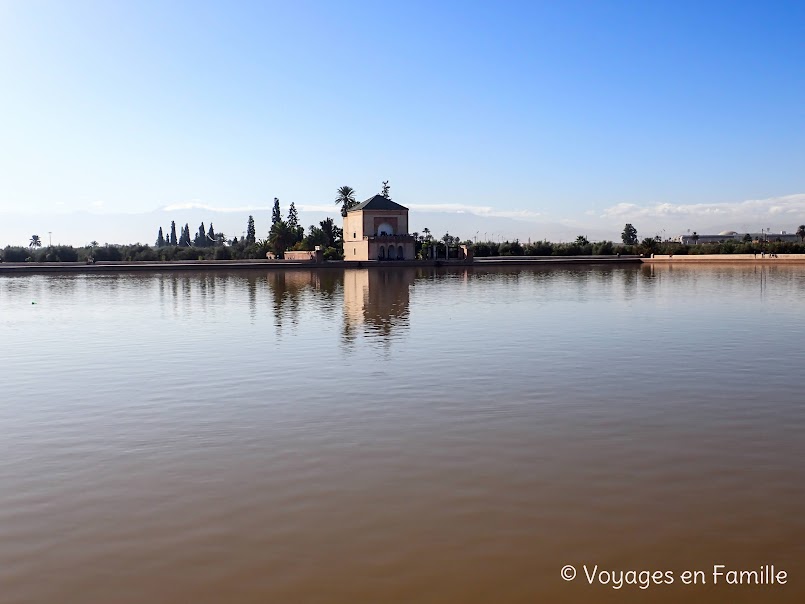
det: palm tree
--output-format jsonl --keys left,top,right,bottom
{"left": 335, "top": 186, "right": 357, "bottom": 217}
{"left": 797, "top": 225, "right": 805, "bottom": 242}
{"left": 422, "top": 227, "right": 431, "bottom": 241}
{"left": 268, "top": 220, "right": 296, "bottom": 258}
{"left": 29, "top": 235, "right": 42, "bottom": 248}
{"left": 90, "top": 240, "right": 98, "bottom": 248}
{"left": 691, "top": 231, "right": 699, "bottom": 245}
{"left": 575, "top": 235, "right": 589, "bottom": 246}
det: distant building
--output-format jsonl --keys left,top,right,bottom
{"left": 343, "top": 195, "right": 416, "bottom": 261}
{"left": 676, "top": 230, "right": 801, "bottom": 244}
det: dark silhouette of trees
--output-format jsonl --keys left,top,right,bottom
{"left": 169, "top": 221, "right": 178, "bottom": 246}
{"left": 194, "top": 223, "right": 207, "bottom": 247}
{"left": 381, "top": 180, "right": 391, "bottom": 199}
{"left": 797, "top": 225, "right": 805, "bottom": 242}
{"left": 272, "top": 198, "right": 281, "bottom": 226}
{"left": 178, "top": 224, "right": 191, "bottom": 246}
{"left": 269, "top": 220, "right": 295, "bottom": 258}
{"left": 621, "top": 224, "right": 638, "bottom": 245}
{"left": 575, "top": 235, "right": 589, "bottom": 246}
{"left": 246, "top": 215, "right": 256, "bottom": 244}
{"left": 156, "top": 227, "right": 165, "bottom": 247}
{"left": 29, "top": 235, "right": 42, "bottom": 248}
{"left": 319, "top": 217, "right": 341, "bottom": 248}
{"left": 286, "top": 202, "right": 304, "bottom": 245}
{"left": 287, "top": 202, "right": 298, "bottom": 229}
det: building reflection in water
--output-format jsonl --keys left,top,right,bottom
{"left": 342, "top": 268, "right": 415, "bottom": 344}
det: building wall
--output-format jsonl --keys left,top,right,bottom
{"left": 344, "top": 240, "right": 370, "bottom": 261}
{"left": 369, "top": 241, "right": 415, "bottom": 260}
{"left": 344, "top": 213, "right": 364, "bottom": 241}
{"left": 343, "top": 208, "right": 412, "bottom": 261}
{"left": 283, "top": 250, "right": 321, "bottom": 262}
{"left": 362, "top": 210, "right": 408, "bottom": 236}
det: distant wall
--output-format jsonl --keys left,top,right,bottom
{"left": 648, "top": 254, "right": 805, "bottom": 262}
{"left": 283, "top": 250, "right": 322, "bottom": 262}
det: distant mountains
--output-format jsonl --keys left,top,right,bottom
{"left": 2, "top": 197, "right": 802, "bottom": 247}
{"left": 0, "top": 207, "right": 614, "bottom": 247}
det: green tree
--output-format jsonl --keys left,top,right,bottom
{"left": 287, "top": 202, "right": 299, "bottom": 229}
{"left": 691, "top": 231, "right": 699, "bottom": 245}
{"left": 319, "top": 217, "right": 341, "bottom": 248}
{"left": 621, "top": 223, "right": 638, "bottom": 245}
{"left": 208, "top": 223, "right": 216, "bottom": 243}
{"left": 29, "top": 235, "right": 42, "bottom": 248}
{"left": 286, "top": 202, "right": 304, "bottom": 244}
{"left": 743, "top": 233, "right": 752, "bottom": 243}
{"left": 272, "top": 198, "right": 281, "bottom": 226}
{"left": 179, "top": 224, "right": 191, "bottom": 246}
{"left": 797, "top": 225, "right": 805, "bottom": 242}
{"left": 269, "top": 220, "right": 295, "bottom": 258}
{"left": 575, "top": 235, "right": 589, "bottom": 246}
{"left": 246, "top": 215, "right": 256, "bottom": 244}
{"left": 640, "top": 237, "right": 657, "bottom": 253}
{"left": 169, "top": 221, "right": 178, "bottom": 246}
{"left": 195, "top": 223, "right": 207, "bottom": 247}
{"left": 335, "top": 186, "right": 357, "bottom": 217}
{"left": 156, "top": 227, "right": 165, "bottom": 247}
{"left": 381, "top": 180, "right": 391, "bottom": 199}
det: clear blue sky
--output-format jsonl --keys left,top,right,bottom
{"left": 2, "top": 0, "right": 805, "bottom": 238}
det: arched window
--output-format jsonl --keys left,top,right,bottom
{"left": 377, "top": 222, "right": 394, "bottom": 236}
{"left": 388, "top": 246, "right": 396, "bottom": 259}
{"left": 378, "top": 246, "right": 385, "bottom": 259}
{"left": 398, "top": 245, "right": 404, "bottom": 259}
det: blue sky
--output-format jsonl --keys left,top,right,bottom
{"left": 2, "top": 0, "right": 805, "bottom": 242}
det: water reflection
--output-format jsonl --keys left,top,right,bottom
{"left": 343, "top": 268, "right": 414, "bottom": 344}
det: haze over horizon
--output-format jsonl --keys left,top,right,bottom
{"left": 2, "top": 1, "right": 805, "bottom": 245}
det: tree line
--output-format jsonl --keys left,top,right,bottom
{"left": 6, "top": 205, "right": 805, "bottom": 262}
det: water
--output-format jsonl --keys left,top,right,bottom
{"left": 1, "top": 264, "right": 803, "bottom": 603}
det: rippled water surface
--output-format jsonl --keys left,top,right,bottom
{"left": 1, "top": 265, "right": 804, "bottom": 603}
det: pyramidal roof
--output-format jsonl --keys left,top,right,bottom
{"left": 348, "top": 194, "right": 408, "bottom": 212}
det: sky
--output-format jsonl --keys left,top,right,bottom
{"left": 2, "top": 0, "right": 805, "bottom": 245}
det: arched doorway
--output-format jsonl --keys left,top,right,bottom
{"left": 388, "top": 245, "right": 396, "bottom": 260}
{"left": 378, "top": 246, "right": 385, "bottom": 260}
{"left": 397, "top": 245, "right": 404, "bottom": 259}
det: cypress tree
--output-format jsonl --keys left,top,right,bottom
{"left": 272, "top": 198, "right": 281, "bottom": 226}
{"left": 169, "top": 221, "right": 177, "bottom": 246}
{"left": 156, "top": 227, "right": 165, "bottom": 247}
{"left": 208, "top": 223, "right": 215, "bottom": 244}
{"left": 246, "top": 215, "right": 256, "bottom": 244}
{"left": 287, "top": 202, "right": 298, "bottom": 229}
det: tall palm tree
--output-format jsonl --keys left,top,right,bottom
{"left": 335, "top": 186, "right": 357, "bottom": 217}
{"left": 797, "top": 225, "right": 805, "bottom": 242}
{"left": 422, "top": 227, "right": 431, "bottom": 241}
{"left": 29, "top": 235, "right": 41, "bottom": 248}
